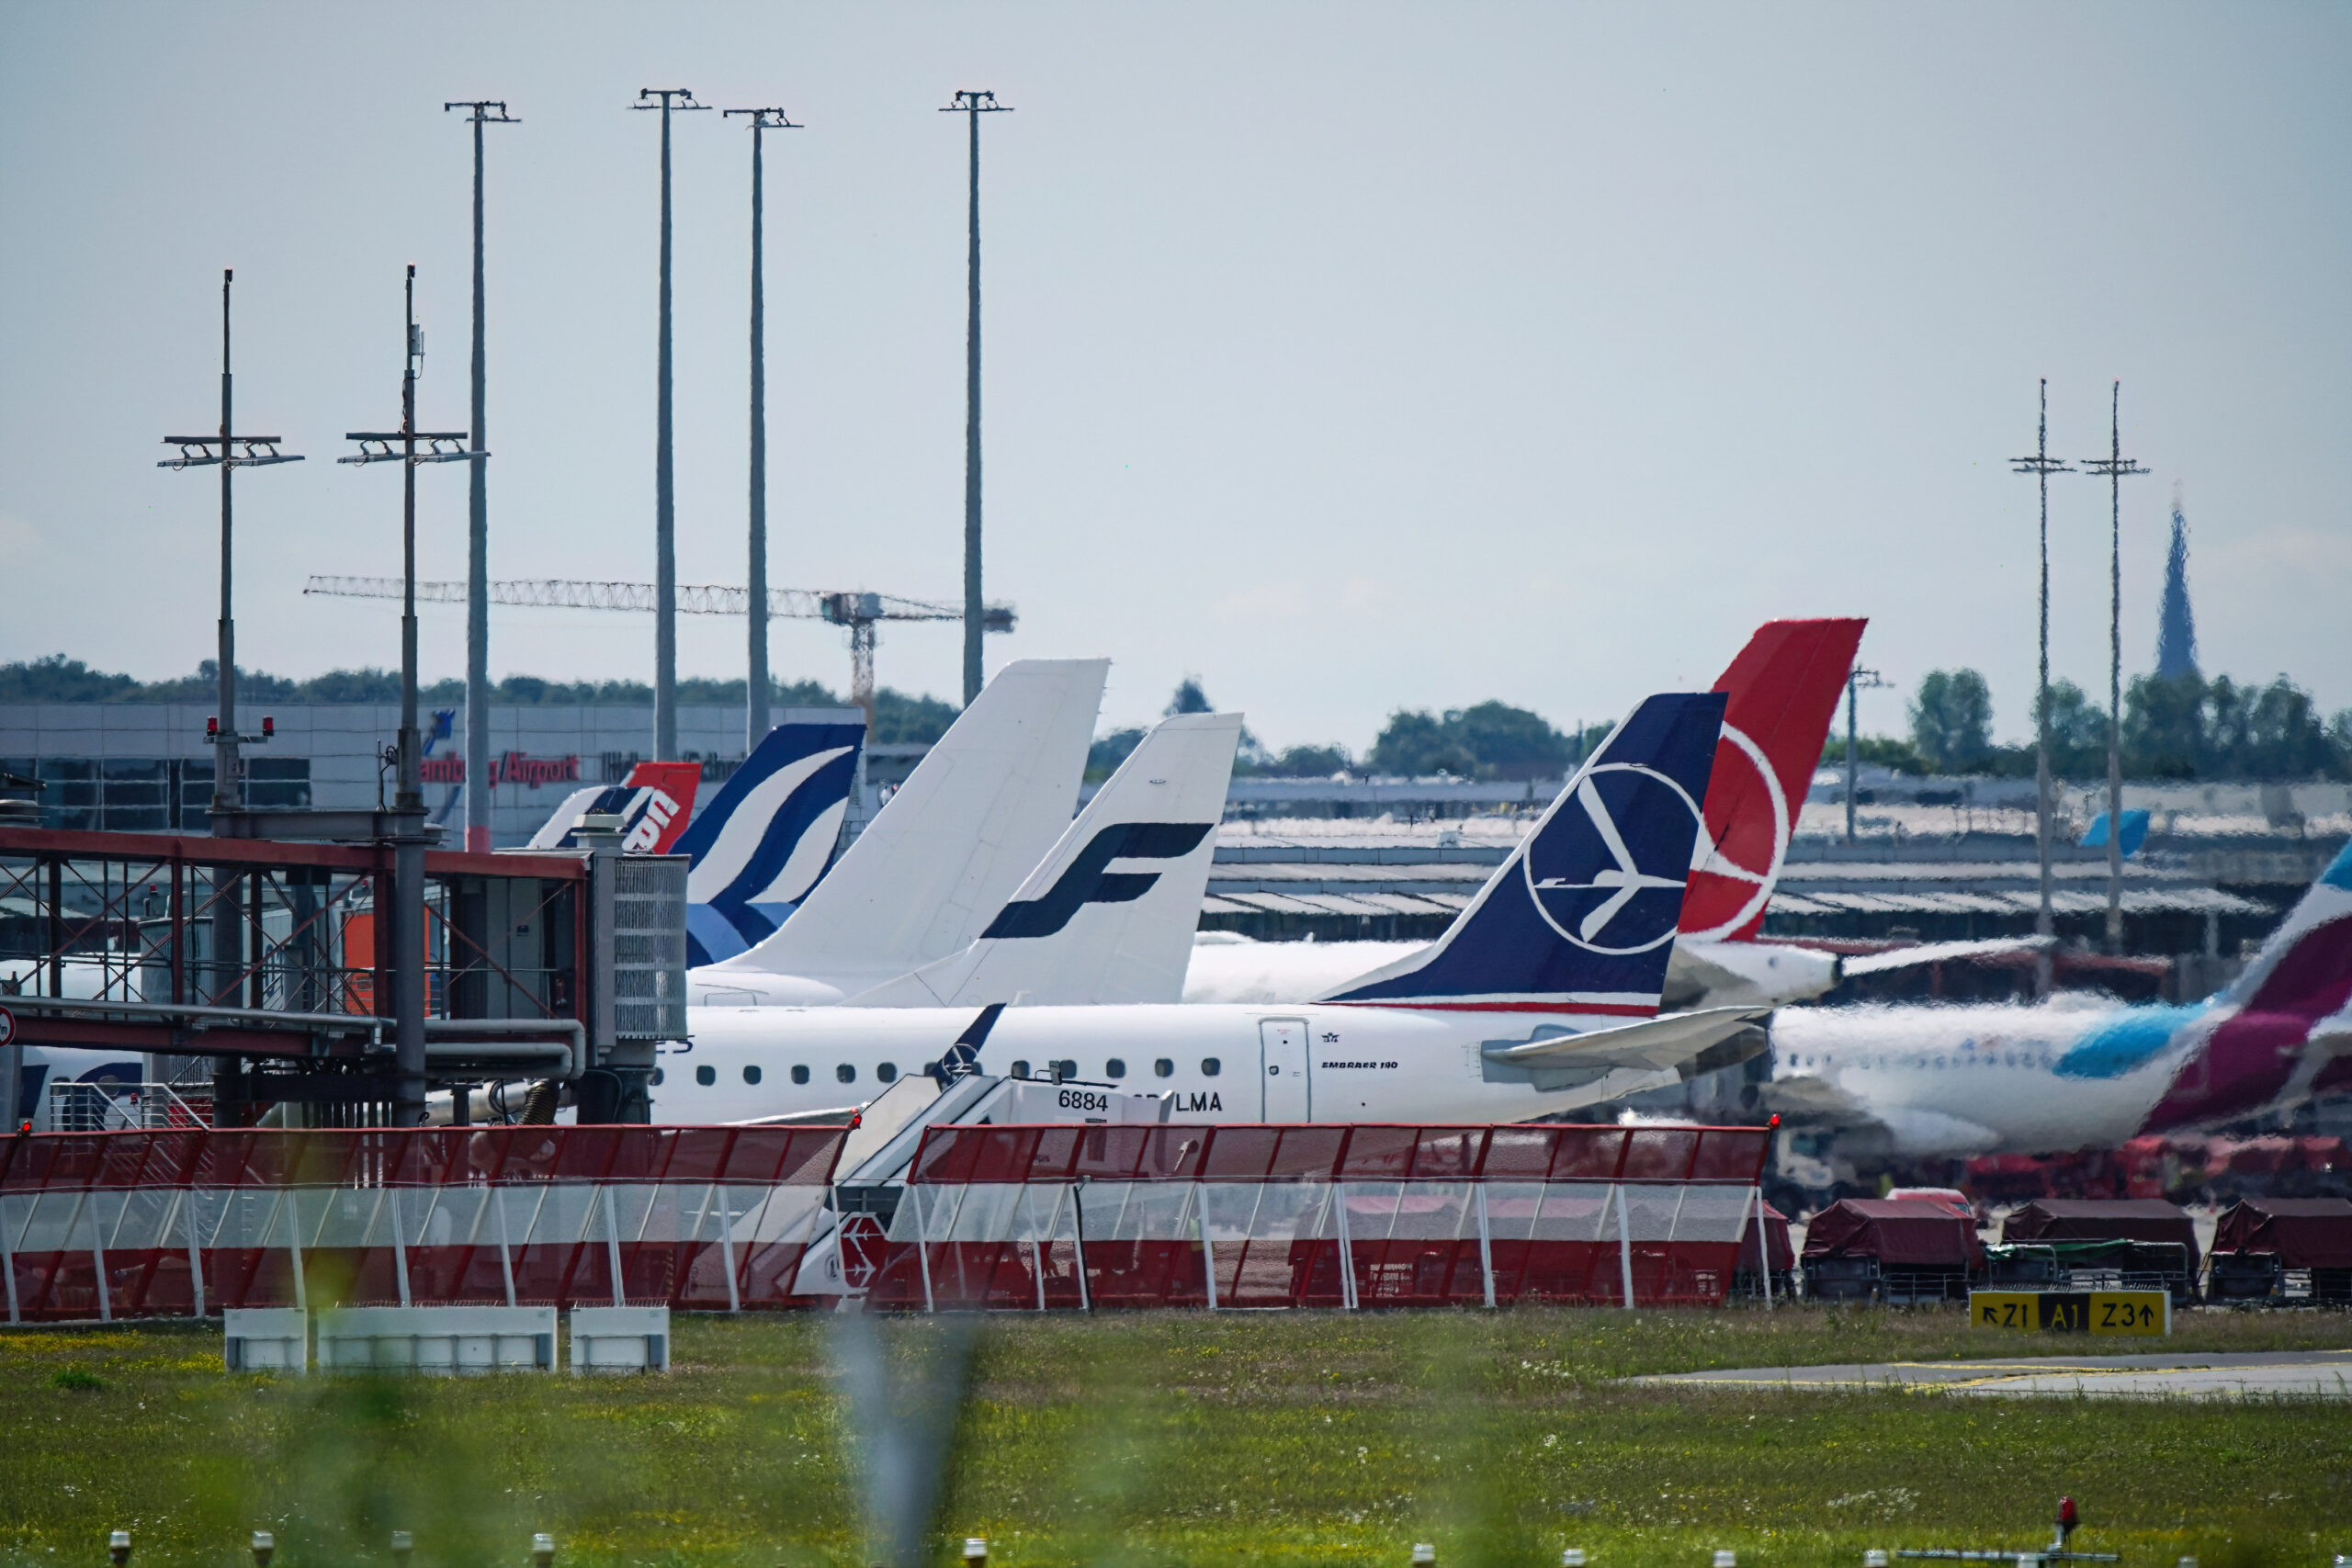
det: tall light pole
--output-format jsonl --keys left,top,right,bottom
{"left": 1842, "top": 666, "right": 1888, "bottom": 844}
{"left": 157, "top": 269, "right": 303, "bottom": 1011}
{"left": 634, "top": 88, "right": 710, "bottom": 761}
{"left": 2011, "top": 380, "right": 2073, "bottom": 998}
{"left": 341, "top": 265, "right": 486, "bottom": 1126}
{"left": 2082, "top": 381, "right": 2147, "bottom": 954}
{"left": 942, "top": 89, "right": 1011, "bottom": 706}
{"left": 445, "top": 99, "right": 518, "bottom": 852}
{"left": 725, "top": 106, "right": 800, "bottom": 750}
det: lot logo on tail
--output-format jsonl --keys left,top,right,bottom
{"left": 1528, "top": 765, "right": 1705, "bottom": 954}
{"left": 980, "top": 822, "right": 1213, "bottom": 941}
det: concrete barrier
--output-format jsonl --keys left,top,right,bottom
{"left": 222, "top": 1308, "right": 308, "bottom": 1372}
{"left": 315, "top": 1305, "right": 557, "bottom": 1373}
{"left": 568, "top": 1305, "right": 670, "bottom": 1372}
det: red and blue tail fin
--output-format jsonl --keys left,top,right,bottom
{"left": 1679, "top": 617, "right": 1867, "bottom": 942}
{"left": 1319, "top": 692, "right": 1725, "bottom": 1014}
{"left": 674, "top": 722, "right": 866, "bottom": 966}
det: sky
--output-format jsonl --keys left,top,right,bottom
{"left": 3, "top": 3, "right": 2347, "bottom": 755}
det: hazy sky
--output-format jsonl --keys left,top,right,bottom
{"left": 4, "top": 3, "right": 2346, "bottom": 752}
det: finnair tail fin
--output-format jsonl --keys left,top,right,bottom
{"left": 1680, "top": 617, "right": 1867, "bottom": 942}
{"left": 844, "top": 712, "right": 1242, "bottom": 1008}
{"left": 674, "top": 722, "right": 866, "bottom": 966}
{"left": 713, "top": 659, "right": 1108, "bottom": 979}
{"left": 525, "top": 761, "right": 704, "bottom": 853}
{"left": 1320, "top": 692, "right": 1726, "bottom": 1014}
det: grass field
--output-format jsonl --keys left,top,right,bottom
{"left": 2, "top": 1306, "right": 2348, "bottom": 1568}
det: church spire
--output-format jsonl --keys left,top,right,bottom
{"left": 2156, "top": 485, "right": 2199, "bottom": 681}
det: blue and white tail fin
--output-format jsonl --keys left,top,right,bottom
{"left": 710, "top": 659, "right": 1109, "bottom": 981}
{"left": 844, "top": 712, "right": 1242, "bottom": 1008}
{"left": 1319, "top": 692, "right": 1726, "bottom": 1014}
{"left": 675, "top": 723, "right": 866, "bottom": 966}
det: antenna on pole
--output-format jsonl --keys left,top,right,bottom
{"left": 633, "top": 88, "right": 712, "bottom": 761}
{"left": 724, "top": 106, "right": 803, "bottom": 752}
{"left": 444, "top": 98, "right": 519, "bottom": 861}
{"left": 2080, "top": 381, "right": 2148, "bottom": 955}
{"left": 941, "top": 89, "right": 1012, "bottom": 707}
{"left": 1842, "top": 666, "right": 1892, "bottom": 844}
{"left": 2010, "top": 379, "right": 2074, "bottom": 998}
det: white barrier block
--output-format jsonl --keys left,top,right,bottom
{"left": 223, "top": 1308, "right": 308, "bottom": 1373}
{"left": 315, "top": 1305, "right": 557, "bottom": 1374}
{"left": 569, "top": 1305, "right": 671, "bottom": 1373}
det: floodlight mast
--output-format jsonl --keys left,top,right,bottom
{"left": 724, "top": 106, "right": 802, "bottom": 750}
{"left": 339, "top": 265, "right": 487, "bottom": 1127}
{"left": 156, "top": 269, "right": 303, "bottom": 1016}
{"left": 2010, "top": 380, "right": 2073, "bottom": 998}
{"left": 2080, "top": 381, "right": 2147, "bottom": 953}
{"left": 445, "top": 99, "right": 519, "bottom": 853}
{"left": 634, "top": 88, "right": 711, "bottom": 761}
{"left": 1843, "top": 667, "right": 1890, "bottom": 843}
{"left": 942, "top": 89, "right": 1011, "bottom": 705}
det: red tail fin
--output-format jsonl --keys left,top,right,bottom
{"left": 623, "top": 761, "right": 703, "bottom": 854}
{"left": 1679, "top": 617, "right": 1868, "bottom": 941}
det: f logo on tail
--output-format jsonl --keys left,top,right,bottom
{"left": 1525, "top": 763, "right": 1704, "bottom": 955}
{"left": 980, "top": 822, "right": 1214, "bottom": 941}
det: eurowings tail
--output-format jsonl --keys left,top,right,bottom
{"left": 674, "top": 723, "right": 866, "bottom": 966}
{"left": 709, "top": 659, "right": 1109, "bottom": 981}
{"left": 2143, "top": 840, "right": 2352, "bottom": 1127}
{"left": 1679, "top": 617, "right": 1867, "bottom": 942}
{"left": 525, "top": 761, "right": 704, "bottom": 854}
{"left": 844, "top": 712, "right": 1242, "bottom": 1007}
{"left": 1320, "top": 692, "right": 1726, "bottom": 1013}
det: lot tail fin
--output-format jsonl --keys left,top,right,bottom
{"left": 845, "top": 712, "right": 1241, "bottom": 1007}
{"left": 1679, "top": 617, "right": 1867, "bottom": 942}
{"left": 714, "top": 659, "right": 1108, "bottom": 978}
{"left": 674, "top": 723, "right": 865, "bottom": 966}
{"left": 1320, "top": 692, "right": 1726, "bottom": 1014}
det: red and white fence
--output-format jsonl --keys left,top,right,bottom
{"left": 865, "top": 1122, "right": 1773, "bottom": 1311}
{"left": 0, "top": 1126, "right": 844, "bottom": 1323}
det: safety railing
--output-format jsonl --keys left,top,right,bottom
{"left": 865, "top": 1122, "right": 1773, "bottom": 1312}
{"left": 0, "top": 1125, "right": 844, "bottom": 1324}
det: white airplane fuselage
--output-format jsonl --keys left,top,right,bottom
{"left": 1181, "top": 935, "right": 1838, "bottom": 1010}
{"left": 1763, "top": 998, "right": 2213, "bottom": 1157}
{"left": 660, "top": 1003, "right": 1682, "bottom": 1125}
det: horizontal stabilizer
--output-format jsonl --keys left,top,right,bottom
{"left": 1838, "top": 935, "right": 2054, "bottom": 979}
{"left": 1480, "top": 1005, "right": 1768, "bottom": 1071}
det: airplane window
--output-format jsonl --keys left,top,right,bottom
{"left": 743, "top": 1065, "right": 763, "bottom": 1085}
{"left": 877, "top": 1063, "right": 899, "bottom": 1083}
{"left": 1010, "top": 1060, "right": 1031, "bottom": 1079}
{"left": 1154, "top": 1058, "right": 1173, "bottom": 1078}
{"left": 695, "top": 1064, "right": 716, "bottom": 1087}
{"left": 1202, "top": 1057, "right": 1221, "bottom": 1077}
{"left": 791, "top": 1065, "right": 809, "bottom": 1085}
{"left": 837, "top": 1064, "right": 856, "bottom": 1084}
{"left": 650, "top": 1067, "right": 665, "bottom": 1087}
{"left": 1105, "top": 1058, "right": 1126, "bottom": 1079}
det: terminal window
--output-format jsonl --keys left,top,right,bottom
{"left": 3, "top": 756, "right": 310, "bottom": 832}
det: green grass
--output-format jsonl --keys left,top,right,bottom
{"left": 1, "top": 1307, "right": 2347, "bottom": 1568}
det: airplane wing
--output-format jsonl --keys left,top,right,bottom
{"left": 1838, "top": 935, "right": 2053, "bottom": 979}
{"left": 1481, "top": 1005, "right": 1769, "bottom": 1072}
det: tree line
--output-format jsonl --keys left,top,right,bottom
{"left": 0, "top": 654, "right": 961, "bottom": 745}
{"left": 1877, "top": 667, "right": 2352, "bottom": 781}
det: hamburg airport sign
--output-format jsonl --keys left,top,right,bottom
{"left": 419, "top": 752, "right": 582, "bottom": 788}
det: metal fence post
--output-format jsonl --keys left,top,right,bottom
{"left": 1335, "top": 1182, "right": 1358, "bottom": 1311}
{"left": 1475, "top": 1183, "right": 1495, "bottom": 1310}
{"left": 1614, "top": 1183, "right": 1634, "bottom": 1309}
{"left": 1, "top": 1193, "right": 19, "bottom": 1325}
{"left": 1751, "top": 1184, "right": 1774, "bottom": 1311}
{"left": 1195, "top": 1183, "right": 1218, "bottom": 1310}
{"left": 601, "top": 1186, "right": 625, "bottom": 1307}
{"left": 916, "top": 1184, "right": 937, "bottom": 1314}
{"left": 494, "top": 1187, "right": 518, "bottom": 1307}
{"left": 390, "top": 1189, "right": 413, "bottom": 1308}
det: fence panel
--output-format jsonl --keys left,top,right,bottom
{"left": 0, "top": 1125, "right": 842, "bottom": 1321}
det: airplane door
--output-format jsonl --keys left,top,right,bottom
{"left": 1260, "top": 1019, "right": 1310, "bottom": 1122}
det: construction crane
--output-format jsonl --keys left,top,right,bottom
{"left": 302, "top": 576, "right": 1014, "bottom": 723}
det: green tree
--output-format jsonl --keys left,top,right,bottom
{"left": 1908, "top": 669, "right": 1994, "bottom": 772}
{"left": 1367, "top": 710, "right": 1480, "bottom": 778}
{"left": 1447, "top": 700, "right": 1572, "bottom": 782}
{"left": 1260, "top": 743, "right": 1352, "bottom": 777}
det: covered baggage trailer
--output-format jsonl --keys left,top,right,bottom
{"left": 2205, "top": 1196, "right": 2352, "bottom": 1303}
{"left": 1801, "top": 1198, "right": 1982, "bottom": 1303}
{"left": 1997, "top": 1198, "right": 2200, "bottom": 1302}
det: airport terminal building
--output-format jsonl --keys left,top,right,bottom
{"left": 0, "top": 701, "right": 868, "bottom": 847}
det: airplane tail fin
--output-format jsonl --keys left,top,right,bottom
{"left": 2218, "top": 840, "right": 2352, "bottom": 1020}
{"left": 1320, "top": 692, "right": 1726, "bottom": 1013}
{"left": 522, "top": 761, "right": 704, "bottom": 854}
{"left": 674, "top": 723, "right": 866, "bottom": 966}
{"left": 1679, "top": 617, "right": 1867, "bottom": 942}
{"left": 844, "top": 712, "right": 1242, "bottom": 1007}
{"left": 714, "top": 659, "right": 1109, "bottom": 978}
